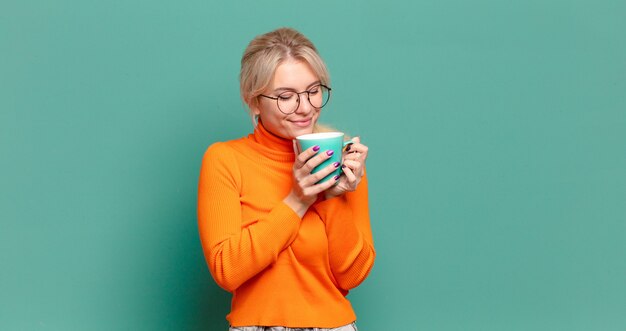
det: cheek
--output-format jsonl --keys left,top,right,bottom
{"left": 312, "top": 109, "right": 321, "bottom": 119}
{"left": 265, "top": 113, "right": 288, "bottom": 129}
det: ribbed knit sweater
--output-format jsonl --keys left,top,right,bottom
{"left": 197, "top": 123, "right": 375, "bottom": 328}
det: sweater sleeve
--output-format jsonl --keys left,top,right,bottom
{"left": 197, "top": 143, "right": 301, "bottom": 292}
{"left": 313, "top": 171, "right": 376, "bottom": 291}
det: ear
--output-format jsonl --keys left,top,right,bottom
{"left": 249, "top": 101, "right": 262, "bottom": 116}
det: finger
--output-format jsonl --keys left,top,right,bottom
{"left": 344, "top": 136, "right": 359, "bottom": 151}
{"left": 343, "top": 151, "right": 360, "bottom": 161}
{"left": 345, "top": 147, "right": 367, "bottom": 161}
{"left": 301, "top": 160, "right": 341, "bottom": 187}
{"left": 342, "top": 159, "right": 364, "bottom": 176}
{"left": 341, "top": 164, "right": 358, "bottom": 183}
{"left": 294, "top": 145, "right": 321, "bottom": 169}
{"left": 294, "top": 170, "right": 337, "bottom": 202}
{"left": 343, "top": 142, "right": 366, "bottom": 160}
{"left": 344, "top": 151, "right": 368, "bottom": 163}
{"left": 301, "top": 168, "right": 341, "bottom": 196}
{"left": 347, "top": 142, "right": 368, "bottom": 155}
{"left": 299, "top": 149, "right": 335, "bottom": 175}
{"left": 342, "top": 159, "right": 361, "bottom": 169}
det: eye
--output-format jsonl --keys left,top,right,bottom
{"left": 308, "top": 86, "right": 320, "bottom": 95}
{"left": 278, "top": 92, "right": 295, "bottom": 101}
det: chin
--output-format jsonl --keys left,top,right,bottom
{"left": 287, "top": 124, "right": 314, "bottom": 137}
{"left": 295, "top": 127, "right": 315, "bottom": 137}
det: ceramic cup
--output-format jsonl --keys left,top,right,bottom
{"left": 295, "top": 132, "right": 354, "bottom": 183}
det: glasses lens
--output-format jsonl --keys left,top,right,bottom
{"left": 275, "top": 85, "right": 331, "bottom": 114}
{"left": 308, "top": 85, "right": 330, "bottom": 109}
{"left": 277, "top": 91, "right": 299, "bottom": 114}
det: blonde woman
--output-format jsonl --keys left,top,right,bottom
{"left": 198, "top": 27, "right": 375, "bottom": 331}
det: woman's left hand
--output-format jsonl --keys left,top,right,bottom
{"left": 324, "top": 137, "right": 368, "bottom": 200}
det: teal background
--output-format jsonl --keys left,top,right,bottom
{"left": 1, "top": 0, "right": 625, "bottom": 330}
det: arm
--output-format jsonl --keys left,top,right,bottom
{"left": 197, "top": 143, "right": 301, "bottom": 292}
{"left": 313, "top": 171, "right": 376, "bottom": 290}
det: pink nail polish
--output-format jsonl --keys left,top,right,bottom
{"left": 326, "top": 150, "right": 334, "bottom": 156}
{"left": 333, "top": 175, "right": 340, "bottom": 180}
{"left": 333, "top": 162, "right": 340, "bottom": 168}
{"left": 313, "top": 145, "right": 320, "bottom": 152}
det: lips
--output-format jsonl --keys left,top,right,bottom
{"left": 291, "top": 118, "right": 312, "bottom": 127}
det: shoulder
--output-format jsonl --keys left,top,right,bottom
{"left": 198, "top": 141, "right": 244, "bottom": 187}
{"left": 204, "top": 141, "right": 233, "bottom": 158}
{"left": 201, "top": 141, "right": 241, "bottom": 171}
{"left": 203, "top": 136, "right": 249, "bottom": 160}
{"left": 201, "top": 136, "right": 256, "bottom": 172}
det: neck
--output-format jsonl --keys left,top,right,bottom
{"left": 253, "top": 121, "right": 295, "bottom": 154}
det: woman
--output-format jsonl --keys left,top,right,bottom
{"left": 197, "top": 27, "right": 375, "bottom": 331}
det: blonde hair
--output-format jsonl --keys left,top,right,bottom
{"left": 240, "top": 27, "right": 331, "bottom": 132}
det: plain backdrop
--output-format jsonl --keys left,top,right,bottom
{"left": 1, "top": 0, "right": 625, "bottom": 330}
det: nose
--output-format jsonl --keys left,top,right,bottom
{"left": 293, "top": 92, "right": 314, "bottom": 115}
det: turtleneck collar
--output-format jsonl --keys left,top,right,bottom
{"left": 249, "top": 121, "right": 296, "bottom": 162}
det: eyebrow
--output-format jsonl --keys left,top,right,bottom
{"left": 272, "top": 81, "right": 321, "bottom": 93}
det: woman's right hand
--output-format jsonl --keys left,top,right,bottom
{"left": 283, "top": 145, "right": 340, "bottom": 217}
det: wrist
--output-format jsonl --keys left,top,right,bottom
{"left": 324, "top": 190, "right": 340, "bottom": 201}
{"left": 283, "top": 192, "right": 313, "bottom": 218}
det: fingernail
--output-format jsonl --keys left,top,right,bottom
{"left": 346, "top": 144, "right": 352, "bottom": 152}
{"left": 341, "top": 165, "right": 346, "bottom": 168}
{"left": 333, "top": 175, "right": 340, "bottom": 180}
{"left": 333, "top": 162, "right": 340, "bottom": 168}
{"left": 326, "top": 150, "right": 334, "bottom": 156}
{"left": 313, "top": 145, "right": 320, "bottom": 151}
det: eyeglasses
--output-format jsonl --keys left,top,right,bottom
{"left": 259, "top": 84, "right": 332, "bottom": 115}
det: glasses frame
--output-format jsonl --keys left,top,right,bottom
{"left": 259, "top": 84, "right": 332, "bottom": 115}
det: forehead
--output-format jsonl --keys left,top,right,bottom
{"left": 270, "top": 59, "right": 318, "bottom": 90}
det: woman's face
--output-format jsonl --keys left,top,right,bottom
{"left": 253, "top": 59, "right": 321, "bottom": 140}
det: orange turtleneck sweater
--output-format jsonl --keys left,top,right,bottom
{"left": 197, "top": 123, "right": 375, "bottom": 328}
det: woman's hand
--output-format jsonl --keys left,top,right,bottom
{"left": 283, "top": 145, "right": 342, "bottom": 217}
{"left": 325, "top": 137, "right": 368, "bottom": 200}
